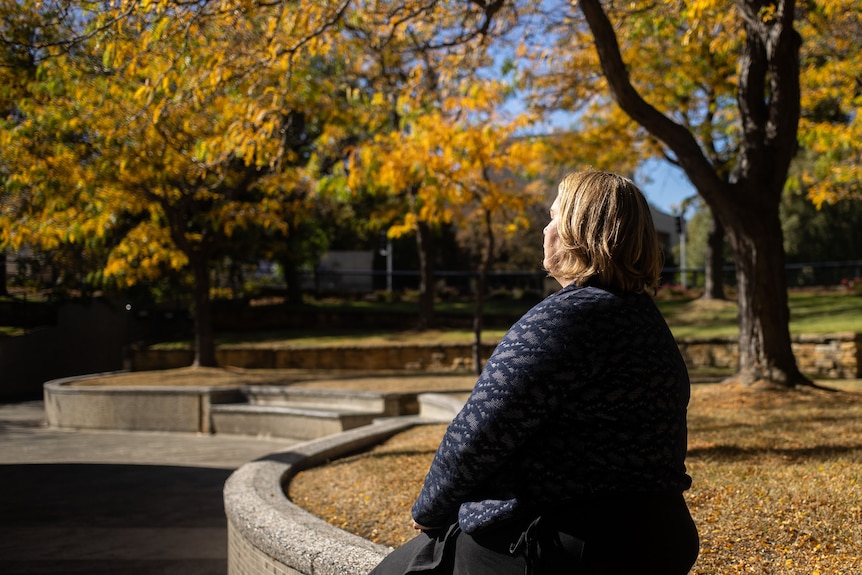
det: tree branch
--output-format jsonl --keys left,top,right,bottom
{"left": 577, "top": 0, "right": 725, "bottom": 200}
{"left": 766, "top": 0, "right": 801, "bottom": 180}
{"left": 735, "top": 0, "right": 800, "bottom": 194}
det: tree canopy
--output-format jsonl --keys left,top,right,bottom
{"left": 508, "top": 0, "right": 859, "bottom": 387}
{"left": 1, "top": 0, "right": 859, "bottom": 379}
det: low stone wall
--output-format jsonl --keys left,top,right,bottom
{"left": 133, "top": 333, "right": 861, "bottom": 378}
{"left": 131, "top": 342, "right": 498, "bottom": 372}
{"left": 792, "top": 332, "right": 861, "bottom": 379}
{"left": 223, "top": 417, "right": 435, "bottom": 575}
{"left": 677, "top": 332, "right": 861, "bottom": 379}
{"left": 418, "top": 392, "right": 470, "bottom": 420}
{"left": 43, "top": 374, "right": 244, "bottom": 432}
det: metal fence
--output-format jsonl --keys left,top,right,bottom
{"left": 664, "top": 260, "right": 862, "bottom": 290}
{"left": 301, "top": 260, "right": 862, "bottom": 296}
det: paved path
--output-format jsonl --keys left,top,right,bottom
{"left": 0, "top": 400, "right": 300, "bottom": 575}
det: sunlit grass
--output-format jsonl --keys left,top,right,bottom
{"left": 252, "top": 292, "right": 859, "bottom": 345}
{"left": 656, "top": 292, "right": 862, "bottom": 340}
{"left": 787, "top": 293, "right": 862, "bottom": 335}
{"left": 117, "top": 290, "right": 862, "bottom": 350}
{"left": 0, "top": 326, "right": 27, "bottom": 337}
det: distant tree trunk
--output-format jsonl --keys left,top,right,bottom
{"left": 416, "top": 219, "right": 435, "bottom": 330}
{"left": 473, "top": 209, "right": 495, "bottom": 375}
{"left": 580, "top": 0, "right": 810, "bottom": 387}
{"left": 164, "top": 199, "right": 218, "bottom": 368}
{"left": 190, "top": 257, "right": 217, "bottom": 368}
{"left": 281, "top": 259, "right": 305, "bottom": 305}
{"left": 703, "top": 211, "right": 726, "bottom": 300}
{"left": 0, "top": 249, "right": 7, "bottom": 297}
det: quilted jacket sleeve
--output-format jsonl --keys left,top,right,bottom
{"left": 411, "top": 289, "right": 590, "bottom": 530}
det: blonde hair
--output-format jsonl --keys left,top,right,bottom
{"left": 546, "top": 170, "right": 663, "bottom": 294}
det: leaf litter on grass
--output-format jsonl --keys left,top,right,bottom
{"left": 289, "top": 381, "right": 862, "bottom": 574}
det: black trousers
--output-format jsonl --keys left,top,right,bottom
{"left": 368, "top": 493, "right": 699, "bottom": 575}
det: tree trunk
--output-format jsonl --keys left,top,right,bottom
{"left": 415, "top": 220, "right": 435, "bottom": 330}
{"left": 190, "top": 257, "right": 217, "bottom": 368}
{"left": 161, "top": 195, "right": 218, "bottom": 368}
{"left": 0, "top": 249, "right": 7, "bottom": 297}
{"left": 725, "top": 206, "right": 803, "bottom": 385}
{"left": 281, "top": 258, "right": 305, "bottom": 305}
{"left": 702, "top": 211, "right": 726, "bottom": 300}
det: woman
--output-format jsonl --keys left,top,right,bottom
{"left": 369, "top": 170, "right": 699, "bottom": 575}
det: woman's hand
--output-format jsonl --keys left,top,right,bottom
{"left": 412, "top": 520, "right": 434, "bottom": 532}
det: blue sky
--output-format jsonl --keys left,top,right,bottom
{"left": 529, "top": 111, "right": 700, "bottom": 215}
{"left": 636, "top": 159, "right": 698, "bottom": 215}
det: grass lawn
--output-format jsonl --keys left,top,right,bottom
{"left": 656, "top": 291, "right": 862, "bottom": 339}
{"left": 148, "top": 289, "right": 862, "bottom": 349}
{"left": 289, "top": 381, "right": 862, "bottom": 574}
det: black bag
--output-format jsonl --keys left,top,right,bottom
{"left": 509, "top": 516, "right": 585, "bottom": 575}
{"left": 367, "top": 524, "right": 461, "bottom": 575}
{"left": 402, "top": 524, "right": 461, "bottom": 574}
{"left": 369, "top": 517, "right": 584, "bottom": 575}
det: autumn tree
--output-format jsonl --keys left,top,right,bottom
{"left": 567, "top": 0, "right": 805, "bottom": 386}
{"left": 3, "top": 0, "right": 534, "bottom": 352}
{"left": 795, "top": 0, "right": 861, "bottom": 206}
{"left": 349, "top": 78, "right": 548, "bottom": 362}
{"left": 675, "top": 200, "right": 733, "bottom": 290}
{"left": 347, "top": 88, "right": 546, "bottom": 328}
{"left": 2, "top": 2, "right": 361, "bottom": 366}
{"left": 9, "top": 0, "right": 853, "bottom": 382}
{"left": 451, "top": 125, "right": 549, "bottom": 373}
{"left": 0, "top": 0, "right": 66, "bottom": 297}
{"left": 782, "top": 151, "right": 862, "bottom": 271}
{"left": 701, "top": 211, "right": 728, "bottom": 300}
{"left": 503, "top": 0, "right": 857, "bottom": 388}
{"left": 332, "top": 0, "right": 527, "bottom": 328}
{"left": 0, "top": 2, "right": 118, "bottom": 297}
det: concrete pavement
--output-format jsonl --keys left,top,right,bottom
{"left": 0, "top": 400, "right": 301, "bottom": 575}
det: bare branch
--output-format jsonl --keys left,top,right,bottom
{"left": 0, "top": 0, "right": 141, "bottom": 63}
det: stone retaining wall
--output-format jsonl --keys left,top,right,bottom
{"left": 791, "top": 332, "right": 862, "bottom": 379}
{"left": 677, "top": 332, "right": 860, "bottom": 379}
{"left": 133, "top": 333, "right": 861, "bottom": 378}
{"left": 223, "top": 417, "right": 435, "bottom": 575}
{"left": 43, "top": 374, "right": 244, "bottom": 432}
{"left": 131, "top": 342, "right": 498, "bottom": 372}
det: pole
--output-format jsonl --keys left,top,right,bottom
{"left": 674, "top": 212, "right": 688, "bottom": 289}
{"left": 386, "top": 238, "right": 393, "bottom": 294}
{"left": 680, "top": 218, "right": 687, "bottom": 289}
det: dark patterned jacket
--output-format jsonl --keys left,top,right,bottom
{"left": 411, "top": 284, "right": 693, "bottom": 534}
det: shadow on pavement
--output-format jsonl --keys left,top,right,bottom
{"left": 0, "top": 463, "right": 232, "bottom": 575}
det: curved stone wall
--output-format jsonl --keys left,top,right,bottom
{"left": 224, "top": 394, "right": 463, "bottom": 575}
{"left": 223, "top": 416, "right": 434, "bottom": 575}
